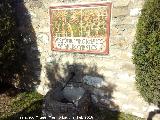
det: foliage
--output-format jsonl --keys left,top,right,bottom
{"left": 11, "top": 91, "right": 43, "bottom": 111}
{"left": 0, "top": 0, "right": 25, "bottom": 83}
{"left": 0, "top": 91, "right": 43, "bottom": 120}
{"left": 133, "top": 0, "right": 160, "bottom": 105}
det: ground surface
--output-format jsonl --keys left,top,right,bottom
{"left": 0, "top": 85, "right": 144, "bottom": 120}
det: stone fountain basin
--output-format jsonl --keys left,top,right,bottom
{"left": 62, "top": 85, "right": 85, "bottom": 104}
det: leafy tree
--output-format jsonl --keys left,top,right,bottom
{"left": 0, "top": 0, "right": 25, "bottom": 83}
{"left": 133, "top": 0, "right": 160, "bottom": 105}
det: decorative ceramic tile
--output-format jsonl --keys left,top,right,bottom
{"left": 50, "top": 2, "right": 111, "bottom": 54}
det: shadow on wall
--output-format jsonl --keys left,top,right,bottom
{"left": 10, "top": 0, "right": 41, "bottom": 91}
{"left": 45, "top": 61, "right": 120, "bottom": 120}
{"left": 45, "top": 62, "right": 105, "bottom": 88}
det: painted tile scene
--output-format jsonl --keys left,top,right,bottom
{"left": 50, "top": 5, "right": 111, "bottom": 54}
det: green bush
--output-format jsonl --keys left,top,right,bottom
{"left": 0, "top": 0, "right": 25, "bottom": 83}
{"left": 133, "top": 0, "right": 160, "bottom": 105}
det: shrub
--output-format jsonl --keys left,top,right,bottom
{"left": 133, "top": 0, "right": 160, "bottom": 105}
{"left": 0, "top": 0, "right": 25, "bottom": 83}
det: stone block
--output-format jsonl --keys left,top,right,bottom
{"left": 120, "top": 62, "right": 135, "bottom": 72}
{"left": 83, "top": 75, "right": 107, "bottom": 88}
{"left": 113, "top": 0, "right": 130, "bottom": 7}
{"left": 116, "top": 72, "right": 134, "bottom": 82}
{"left": 63, "top": 85, "right": 85, "bottom": 104}
{"left": 42, "top": 84, "right": 91, "bottom": 119}
{"left": 121, "top": 16, "right": 137, "bottom": 25}
{"left": 112, "top": 7, "right": 129, "bottom": 17}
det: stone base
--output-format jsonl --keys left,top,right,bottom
{"left": 42, "top": 83, "right": 91, "bottom": 120}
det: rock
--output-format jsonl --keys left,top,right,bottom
{"left": 42, "top": 86, "right": 91, "bottom": 120}
{"left": 93, "top": 88, "right": 105, "bottom": 97}
{"left": 130, "top": 8, "right": 141, "bottom": 17}
{"left": 100, "top": 98, "right": 110, "bottom": 105}
{"left": 147, "top": 105, "right": 160, "bottom": 113}
{"left": 91, "top": 95, "right": 98, "bottom": 104}
{"left": 63, "top": 85, "right": 85, "bottom": 104}
{"left": 83, "top": 75, "right": 106, "bottom": 88}
{"left": 152, "top": 114, "right": 160, "bottom": 120}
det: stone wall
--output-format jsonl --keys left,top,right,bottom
{"left": 16, "top": 0, "right": 160, "bottom": 119}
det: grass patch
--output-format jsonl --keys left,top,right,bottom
{"left": 0, "top": 91, "right": 43, "bottom": 120}
{"left": 0, "top": 91, "right": 144, "bottom": 120}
